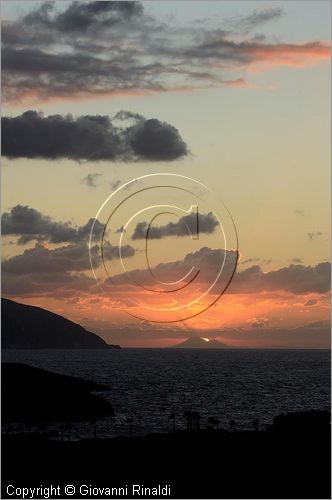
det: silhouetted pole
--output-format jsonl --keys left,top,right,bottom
{"left": 60, "top": 424, "right": 65, "bottom": 441}
{"left": 184, "top": 411, "right": 191, "bottom": 431}
{"left": 192, "top": 412, "right": 200, "bottom": 432}
{"left": 229, "top": 419, "right": 236, "bottom": 438}
{"left": 90, "top": 417, "right": 97, "bottom": 438}
{"left": 169, "top": 412, "right": 176, "bottom": 432}
{"left": 66, "top": 420, "right": 72, "bottom": 441}
{"left": 127, "top": 418, "right": 133, "bottom": 438}
{"left": 252, "top": 418, "right": 259, "bottom": 432}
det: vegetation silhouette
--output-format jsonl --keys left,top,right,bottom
{"left": 208, "top": 416, "right": 221, "bottom": 431}
{"left": 183, "top": 411, "right": 200, "bottom": 432}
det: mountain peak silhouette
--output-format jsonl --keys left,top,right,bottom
{"left": 170, "top": 336, "right": 229, "bottom": 349}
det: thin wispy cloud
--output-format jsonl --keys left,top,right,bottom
{"left": 83, "top": 173, "right": 101, "bottom": 188}
{"left": 249, "top": 317, "right": 269, "bottom": 328}
{"left": 304, "top": 298, "right": 317, "bottom": 306}
{"left": 240, "top": 257, "right": 260, "bottom": 265}
{"left": 307, "top": 230, "right": 323, "bottom": 240}
{"left": 110, "top": 180, "right": 122, "bottom": 190}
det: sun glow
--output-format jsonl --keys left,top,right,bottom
{"left": 201, "top": 337, "right": 210, "bottom": 342}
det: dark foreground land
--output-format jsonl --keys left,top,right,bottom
{"left": 2, "top": 362, "right": 331, "bottom": 499}
{"left": 2, "top": 298, "right": 120, "bottom": 349}
{"left": 2, "top": 418, "right": 331, "bottom": 499}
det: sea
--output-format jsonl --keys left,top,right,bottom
{"left": 2, "top": 348, "right": 330, "bottom": 440}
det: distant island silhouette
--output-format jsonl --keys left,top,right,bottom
{"left": 170, "top": 336, "right": 229, "bottom": 349}
{"left": 2, "top": 298, "right": 120, "bottom": 349}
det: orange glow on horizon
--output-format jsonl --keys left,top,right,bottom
{"left": 7, "top": 286, "right": 330, "bottom": 348}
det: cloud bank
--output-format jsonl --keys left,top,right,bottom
{"left": 116, "top": 247, "right": 330, "bottom": 295}
{"left": 2, "top": 206, "right": 330, "bottom": 304}
{"left": 2, "top": 1, "right": 329, "bottom": 103}
{"left": 2, "top": 240, "right": 134, "bottom": 275}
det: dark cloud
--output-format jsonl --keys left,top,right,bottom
{"left": 1, "top": 270, "right": 96, "bottom": 298}
{"left": 306, "top": 320, "right": 326, "bottom": 328}
{"left": 307, "top": 230, "right": 323, "bottom": 240}
{"left": 130, "top": 118, "right": 188, "bottom": 161}
{"left": 132, "top": 212, "right": 218, "bottom": 240}
{"left": 223, "top": 322, "right": 331, "bottom": 349}
{"left": 112, "top": 246, "right": 237, "bottom": 292}
{"left": 1, "top": 205, "right": 104, "bottom": 244}
{"left": 2, "top": 110, "right": 188, "bottom": 161}
{"left": 103, "top": 241, "right": 134, "bottom": 261}
{"left": 238, "top": 7, "right": 284, "bottom": 29}
{"left": 240, "top": 257, "right": 260, "bottom": 265}
{"left": 292, "top": 258, "right": 303, "bottom": 264}
{"left": 232, "top": 262, "right": 330, "bottom": 294}
{"left": 219, "top": 7, "right": 284, "bottom": 35}
{"left": 2, "top": 240, "right": 135, "bottom": 275}
{"left": 2, "top": 243, "right": 330, "bottom": 305}
{"left": 2, "top": 242, "right": 94, "bottom": 274}
{"left": 2, "top": 2, "right": 329, "bottom": 103}
{"left": 304, "top": 299, "right": 318, "bottom": 306}
{"left": 83, "top": 173, "right": 101, "bottom": 187}
{"left": 249, "top": 317, "right": 269, "bottom": 328}
{"left": 110, "top": 179, "right": 122, "bottom": 190}
{"left": 47, "top": 1, "right": 143, "bottom": 33}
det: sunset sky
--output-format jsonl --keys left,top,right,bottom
{"left": 2, "top": 0, "right": 330, "bottom": 347}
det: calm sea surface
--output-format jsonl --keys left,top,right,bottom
{"left": 2, "top": 348, "right": 330, "bottom": 439}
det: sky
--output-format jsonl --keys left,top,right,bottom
{"left": 1, "top": 0, "right": 331, "bottom": 347}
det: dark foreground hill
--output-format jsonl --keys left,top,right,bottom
{"left": 1, "top": 298, "right": 119, "bottom": 349}
{"left": 2, "top": 362, "right": 113, "bottom": 423}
